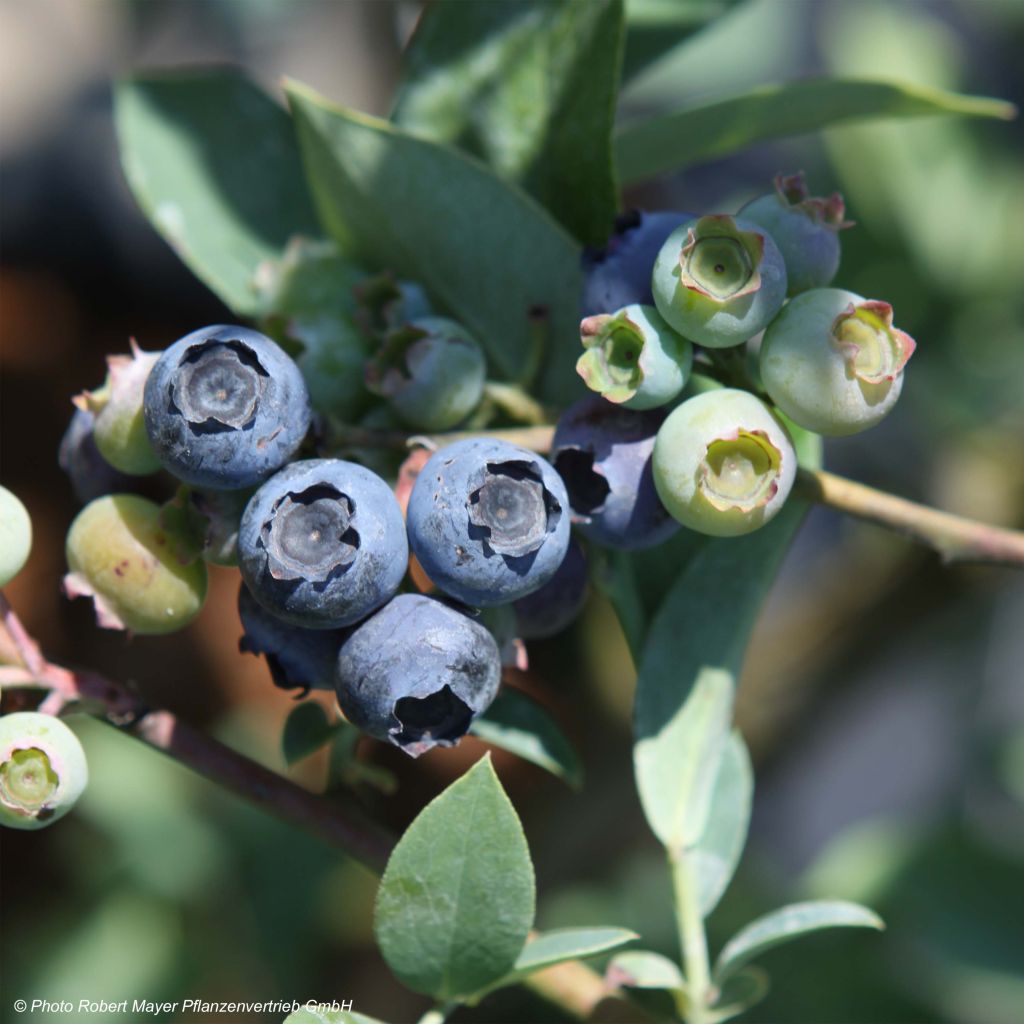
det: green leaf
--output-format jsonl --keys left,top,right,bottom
{"left": 115, "top": 70, "right": 320, "bottom": 314}
{"left": 616, "top": 77, "right": 1017, "bottom": 184}
{"left": 633, "top": 504, "right": 804, "bottom": 854}
{"left": 374, "top": 754, "right": 534, "bottom": 1000}
{"left": 393, "top": 0, "right": 625, "bottom": 246}
{"left": 470, "top": 688, "right": 582, "bottom": 789}
{"left": 282, "top": 702, "right": 338, "bottom": 766}
{"left": 607, "top": 949, "right": 685, "bottom": 990}
{"left": 708, "top": 967, "right": 769, "bottom": 1023}
{"left": 714, "top": 900, "right": 885, "bottom": 984}
{"left": 283, "top": 1010, "right": 386, "bottom": 1024}
{"left": 285, "top": 80, "right": 584, "bottom": 406}
{"left": 512, "top": 927, "right": 638, "bottom": 976}
{"left": 692, "top": 730, "right": 753, "bottom": 917}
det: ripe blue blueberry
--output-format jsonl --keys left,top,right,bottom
{"left": 406, "top": 438, "right": 571, "bottom": 607}
{"left": 335, "top": 594, "right": 501, "bottom": 757}
{"left": 581, "top": 210, "right": 693, "bottom": 317}
{"left": 238, "top": 584, "right": 346, "bottom": 693}
{"left": 238, "top": 459, "right": 407, "bottom": 629}
{"left": 651, "top": 215, "right": 787, "bottom": 348}
{"left": 512, "top": 538, "right": 589, "bottom": 640}
{"left": 552, "top": 396, "right": 679, "bottom": 551}
{"left": 144, "top": 325, "right": 311, "bottom": 489}
{"left": 59, "top": 408, "right": 137, "bottom": 505}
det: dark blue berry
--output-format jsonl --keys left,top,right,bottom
{"left": 59, "top": 408, "right": 135, "bottom": 504}
{"left": 143, "top": 325, "right": 311, "bottom": 489}
{"left": 512, "top": 538, "right": 589, "bottom": 639}
{"left": 552, "top": 396, "right": 679, "bottom": 550}
{"left": 335, "top": 594, "right": 501, "bottom": 757}
{"left": 581, "top": 210, "right": 692, "bottom": 317}
{"left": 238, "top": 458, "right": 407, "bottom": 629}
{"left": 406, "top": 438, "right": 570, "bottom": 607}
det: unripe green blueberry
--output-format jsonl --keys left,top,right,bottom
{"left": 64, "top": 494, "right": 207, "bottom": 634}
{"left": 652, "top": 389, "right": 796, "bottom": 537}
{"left": 577, "top": 304, "right": 692, "bottom": 410}
{"left": 74, "top": 342, "right": 161, "bottom": 475}
{"left": 739, "top": 172, "right": 850, "bottom": 296}
{"left": 0, "top": 712, "right": 87, "bottom": 830}
{"left": 759, "top": 288, "right": 916, "bottom": 436}
{"left": 365, "top": 316, "right": 485, "bottom": 431}
{"left": 0, "top": 486, "right": 32, "bottom": 587}
{"left": 652, "top": 215, "right": 787, "bottom": 349}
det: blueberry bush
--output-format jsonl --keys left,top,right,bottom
{"left": 2, "top": 3, "right": 1022, "bottom": 1023}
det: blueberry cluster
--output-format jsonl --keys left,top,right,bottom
{"left": 579, "top": 172, "right": 915, "bottom": 537}
{"left": 51, "top": 171, "right": 915, "bottom": 769}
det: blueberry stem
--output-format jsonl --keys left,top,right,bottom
{"left": 482, "top": 381, "right": 548, "bottom": 426}
{"left": 671, "top": 849, "right": 713, "bottom": 1023}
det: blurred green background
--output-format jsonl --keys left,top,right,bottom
{"left": 1, "top": 2, "right": 1022, "bottom": 1022}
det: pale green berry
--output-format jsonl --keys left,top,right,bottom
{"left": 64, "top": 494, "right": 207, "bottom": 634}
{"left": 75, "top": 342, "right": 161, "bottom": 475}
{"left": 0, "top": 486, "right": 32, "bottom": 587}
{"left": 653, "top": 389, "right": 796, "bottom": 537}
{"left": 759, "top": 288, "right": 916, "bottom": 436}
{"left": 0, "top": 712, "right": 88, "bottom": 830}
{"left": 652, "top": 215, "right": 787, "bottom": 349}
{"left": 577, "top": 304, "right": 692, "bottom": 410}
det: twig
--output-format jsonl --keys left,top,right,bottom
{"left": 795, "top": 468, "right": 1024, "bottom": 568}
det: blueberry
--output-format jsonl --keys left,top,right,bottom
{"left": 238, "top": 584, "right": 346, "bottom": 693}
{"left": 577, "top": 304, "right": 692, "bottom": 410}
{"left": 365, "top": 316, "right": 486, "bottom": 431}
{"left": 64, "top": 494, "right": 208, "bottom": 633}
{"left": 0, "top": 486, "right": 32, "bottom": 588}
{"left": 0, "top": 712, "right": 88, "bottom": 831}
{"left": 238, "top": 459, "right": 407, "bottom": 629}
{"left": 551, "top": 396, "right": 679, "bottom": 551}
{"left": 739, "top": 172, "right": 849, "bottom": 296}
{"left": 59, "top": 407, "right": 136, "bottom": 504}
{"left": 651, "top": 215, "right": 787, "bottom": 348}
{"left": 335, "top": 594, "right": 501, "bottom": 757}
{"left": 406, "top": 438, "right": 570, "bottom": 607}
{"left": 512, "top": 538, "right": 589, "bottom": 639}
{"left": 581, "top": 210, "right": 693, "bottom": 316}
{"left": 144, "top": 325, "right": 311, "bottom": 489}
{"left": 652, "top": 389, "right": 797, "bottom": 537}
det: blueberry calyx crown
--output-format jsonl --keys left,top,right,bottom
{"left": 700, "top": 429, "right": 782, "bottom": 513}
{"left": 577, "top": 310, "right": 645, "bottom": 401}
{"left": 830, "top": 300, "right": 916, "bottom": 386}
{"left": 171, "top": 340, "right": 267, "bottom": 433}
{"left": 774, "top": 171, "right": 851, "bottom": 230}
{"left": 466, "top": 460, "right": 562, "bottom": 560}
{"left": 0, "top": 747, "right": 59, "bottom": 814}
{"left": 678, "top": 215, "right": 764, "bottom": 301}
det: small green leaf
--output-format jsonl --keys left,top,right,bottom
{"left": 714, "top": 900, "right": 884, "bottom": 984}
{"left": 115, "top": 70, "right": 320, "bottom": 314}
{"left": 692, "top": 730, "right": 753, "bottom": 917}
{"left": 607, "top": 949, "right": 685, "bottom": 990}
{"left": 470, "top": 688, "right": 582, "bottom": 788}
{"left": 282, "top": 702, "right": 338, "bottom": 767}
{"left": 393, "top": 0, "right": 625, "bottom": 246}
{"left": 708, "top": 967, "right": 769, "bottom": 1023}
{"left": 633, "top": 504, "right": 804, "bottom": 854}
{"left": 513, "top": 927, "right": 638, "bottom": 975}
{"left": 616, "top": 77, "right": 1017, "bottom": 184}
{"left": 283, "top": 1010, "right": 386, "bottom": 1024}
{"left": 374, "top": 754, "right": 535, "bottom": 1000}
{"left": 286, "top": 80, "right": 584, "bottom": 406}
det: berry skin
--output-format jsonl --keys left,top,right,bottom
{"left": 653, "top": 389, "right": 796, "bottom": 537}
{"left": 512, "top": 538, "right": 589, "bottom": 640}
{"left": 581, "top": 210, "right": 693, "bottom": 317}
{"left": 58, "top": 408, "right": 136, "bottom": 505}
{"left": 759, "top": 289, "right": 916, "bottom": 436}
{"left": 238, "top": 459, "right": 407, "bottom": 629}
{"left": 74, "top": 342, "right": 161, "bottom": 475}
{"left": 0, "top": 486, "right": 32, "bottom": 588}
{"left": 64, "top": 494, "right": 208, "bottom": 633}
{"left": 365, "top": 316, "right": 486, "bottom": 431}
{"left": 0, "top": 713, "right": 88, "bottom": 831}
{"left": 652, "top": 215, "right": 788, "bottom": 349}
{"left": 238, "top": 584, "right": 346, "bottom": 693}
{"left": 551, "top": 396, "right": 679, "bottom": 551}
{"left": 144, "top": 325, "right": 311, "bottom": 490}
{"left": 335, "top": 594, "right": 501, "bottom": 757}
{"left": 407, "top": 438, "right": 570, "bottom": 608}
{"left": 739, "top": 172, "right": 849, "bottom": 296}
{"left": 577, "top": 304, "right": 692, "bottom": 410}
